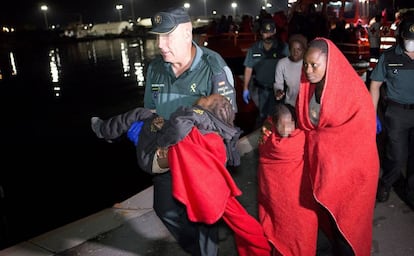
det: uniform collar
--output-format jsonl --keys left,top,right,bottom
{"left": 395, "top": 44, "right": 404, "bottom": 55}
{"left": 259, "top": 39, "right": 276, "bottom": 49}
{"left": 190, "top": 41, "right": 202, "bottom": 71}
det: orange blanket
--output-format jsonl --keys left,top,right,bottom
{"left": 258, "top": 125, "right": 318, "bottom": 255}
{"left": 296, "top": 38, "right": 379, "bottom": 255}
{"left": 169, "top": 127, "right": 270, "bottom": 256}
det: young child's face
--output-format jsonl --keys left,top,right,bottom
{"left": 275, "top": 113, "right": 296, "bottom": 138}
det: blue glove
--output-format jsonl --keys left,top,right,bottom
{"left": 243, "top": 89, "right": 250, "bottom": 104}
{"left": 376, "top": 116, "right": 382, "bottom": 134}
{"left": 127, "top": 121, "right": 144, "bottom": 146}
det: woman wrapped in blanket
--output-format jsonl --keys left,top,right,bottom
{"left": 295, "top": 38, "right": 379, "bottom": 256}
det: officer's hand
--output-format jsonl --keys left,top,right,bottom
{"left": 376, "top": 116, "right": 382, "bottom": 134}
{"left": 243, "top": 89, "right": 250, "bottom": 104}
{"left": 127, "top": 121, "right": 144, "bottom": 146}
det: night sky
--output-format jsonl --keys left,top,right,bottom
{"left": 0, "top": 0, "right": 265, "bottom": 28}
{"left": 1, "top": 0, "right": 412, "bottom": 29}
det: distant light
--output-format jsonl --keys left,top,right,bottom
{"left": 184, "top": 3, "right": 190, "bottom": 9}
{"left": 10, "top": 52, "right": 17, "bottom": 76}
{"left": 40, "top": 5, "right": 48, "bottom": 11}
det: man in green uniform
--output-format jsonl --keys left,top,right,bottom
{"left": 370, "top": 15, "right": 414, "bottom": 210}
{"left": 242, "top": 19, "right": 288, "bottom": 126}
{"left": 142, "top": 6, "right": 238, "bottom": 256}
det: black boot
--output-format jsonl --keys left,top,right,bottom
{"left": 376, "top": 179, "right": 391, "bottom": 203}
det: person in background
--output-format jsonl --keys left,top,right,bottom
{"left": 296, "top": 38, "right": 379, "bottom": 255}
{"left": 272, "top": 11, "right": 288, "bottom": 43}
{"left": 239, "top": 14, "right": 254, "bottom": 33}
{"left": 368, "top": 14, "right": 382, "bottom": 59}
{"left": 242, "top": 19, "right": 288, "bottom": 126}
{"left": 140, "top": 6, "right": 237, "bottom": 256}
{"left": 329, "top": 19, "right": 346, "bottom": 44}
{"left": 274, "top": 33, "right": 307, "bottom": 106}
{"left": 257, "top": 103, "right": 317, "bottom": 255}
{"left": 369, "top": 16, "right": 414, "bottom": 210}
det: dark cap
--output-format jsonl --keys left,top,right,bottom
{"left": 401, "top": 16, "right": 414, "bottom": 39}
{"left": 149, "top": 7, "right": 191, "bottom": 34}
{"left": 261, "top": 19, "right": 276, "bottom": 33}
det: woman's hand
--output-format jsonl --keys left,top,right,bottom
{"left": 275, "top": 89, "right": 285, "bottom": 101}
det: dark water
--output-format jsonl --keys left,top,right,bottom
{"left": 0, "top": 37, "right": 158, "bottom": 248}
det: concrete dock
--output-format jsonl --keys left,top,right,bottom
{"left": 1, "top": 130, "right": 413, "bottom": 256}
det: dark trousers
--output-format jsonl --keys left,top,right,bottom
{"left": 382, "top": 105, "right": 414, "bottom": 193}
{"left": 153, "top": 172, "right": 219, "bottom": 256}
{"left": 257, "top": 86, "right": 276, "bottom": 121}
{"left": 317, "top": 208, "right": 354, "bottom": 256}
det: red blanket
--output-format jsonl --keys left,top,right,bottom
{"left": 169, "top": 127, "right": 271, "bottom": 256}
{"left": 296, "top": 38, "right": 379, "bottom": 255}
{"left": 258, "top": 125, "right": 319, "bottom": 255}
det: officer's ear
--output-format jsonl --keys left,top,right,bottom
{"left": 184, "top": 26, "right": 193, "bottom": 41}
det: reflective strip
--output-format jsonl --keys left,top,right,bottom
{"left": 380, "top": 36, "right": 396, "bottom": 50}
{"left": 381, "top": 37, "right": 397, "bottom": 43}
{"left": 380, "top": 44, "right": 393, "bottom": 50}
{"left": 369, "top": 58, "right": 378, "bottom": 63}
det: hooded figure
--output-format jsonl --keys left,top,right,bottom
{"left": 257, "top": 103, "right": 318, "bottom": 255}
{"left": 296, "top": 37, "right": 379, "bottom": 255}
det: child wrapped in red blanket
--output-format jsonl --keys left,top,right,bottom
{"left": 91, "top": 94, "right": 271, "bottom": 256}
{"left": 258, "top": 103, "right": 318, "bottom": 255}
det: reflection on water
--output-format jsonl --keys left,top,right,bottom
{"left": 0, "top": 37, "right": 158, "bottom": 249}
{"left": 0, "top": 51, "right": 17, "bottom": 80}
{"left": 44, "top": 38, "right": 158, "bottom": 100}
{"left": 49, "top": 48, "right": 62, "bottom": 98}
{"left": 9, "top": 52, "right": 17, "bottom": 77}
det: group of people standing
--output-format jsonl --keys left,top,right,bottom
{"left": 91, "top": 5, "right": 414, "bottom": 256}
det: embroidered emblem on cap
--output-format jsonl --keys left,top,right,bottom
{"left": 154, "top": 15, "right": 162, "bottom": 25}
{"left": 265, "top": 24, "right": 272, "bottom": 31}
{"left": 410, "top": 24, "right": 414, "bottom": 34}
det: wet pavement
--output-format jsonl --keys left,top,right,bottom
{"left": 0, "top": 130, "right": 413, "bottom": 256}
